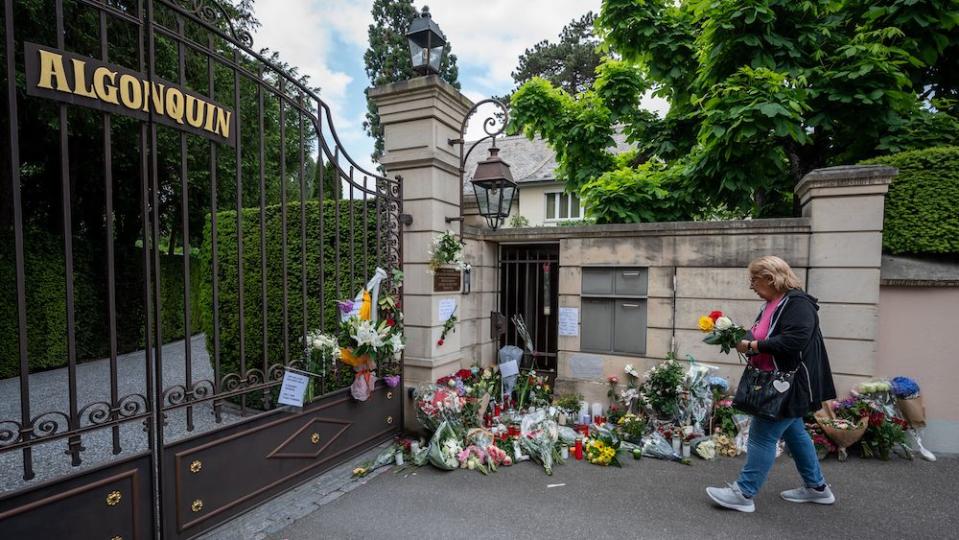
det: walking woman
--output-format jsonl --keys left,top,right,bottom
{"left": 707, "top": 256, "right": 837, "bottom": 512}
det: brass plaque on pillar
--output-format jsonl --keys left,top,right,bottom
{"left": 433, "top": 268, "right": 462, "bottom": 292}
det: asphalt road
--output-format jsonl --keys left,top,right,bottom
{"left": 269, "top": 452, "right": 957, "bottom": 540}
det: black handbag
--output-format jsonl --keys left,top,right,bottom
{"left": 732, "top": 358, "right": 800, "bottom": 421}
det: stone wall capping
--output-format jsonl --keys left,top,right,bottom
{"left": 464, "top": 217, "right": 810, "bottom": 242}
{"left": 796, "top": 164, "right": 895, "bottom": 204}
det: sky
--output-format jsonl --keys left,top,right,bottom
{"left": 252, "top": 0, "right": 667, "bottom": 176}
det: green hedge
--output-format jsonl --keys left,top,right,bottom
{"left": 197, "top": 200, "right": 378, "bottom": 382}
{"left": 862, "top": 146, "right": 959, "bottom": 255}
{"left": 0, "top": 232, "right": 201, "bottom": 379}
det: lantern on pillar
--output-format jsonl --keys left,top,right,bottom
{"left": 406, "top": 7, "right": 446, "bottom": 76}
{"left": 470, "top": 146, "right": 516, "bottom": 231}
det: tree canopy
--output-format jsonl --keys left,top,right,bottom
{"left": 364, "top": 1, "right": 460, "bottom": 163}
{"left": 509, "top": 0, "right": 959, "bottom": 223}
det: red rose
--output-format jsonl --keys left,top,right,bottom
{"left": 386, "top": 318, "right": 395, "bottom": 327}
{"left": 709, "top": 310, "right": 724, "bottom": 322}
{"left": 456, "top": 369, "right": 473, "bottom": 380}
{"left": 868, "top": 412, "right": 885, "bottom": 427}
{"left": 436, "top": 375, "right": 451, "bottom": 385}
{"left": 437, "top": 339, "right": 444, "bottom": 346}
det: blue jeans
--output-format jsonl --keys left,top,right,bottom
{"left": 736, "top": 416, "right": 825, "bottom": 498}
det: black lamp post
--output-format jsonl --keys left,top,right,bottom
{"left": 406, "top": 7, "right": 446, "bottom": 76}
{"left": 447, "top": 99, "right": 516, "bottom": 232}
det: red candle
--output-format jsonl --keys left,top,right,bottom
{"left": 494, "top": 403, "right": 502, "bottom": 417}
{"left": 574, "top": 438, "right": 583, "bottom": 460}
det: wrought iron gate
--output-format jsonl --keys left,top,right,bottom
{"left": 0, "top": 1, "right": 403, "bottom": 538}
{"left": 499, "top": 244, "right": 559, "bottom": 374}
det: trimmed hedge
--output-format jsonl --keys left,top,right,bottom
{"left": 862, "top": 146, "right": 959, "bottom": 255}
{"left": 197, "top": 200, "right": 379, "bottom": 382}
{"left": 0, "top": 232, "right": 201, "bottom": 379}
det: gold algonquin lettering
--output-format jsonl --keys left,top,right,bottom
{"left": 36, "top": 50, "right": 70, "bottom": 91}
{"left": 203, "top": 101, "right": 217, "bottom": 132}
{"left": 92, "top": 67, "right": 119, "bottom": 104}
{"left": 215, "top": 108, "right": 231, "bottom": 139}
{"left": 165, "top": 87, "right": 185, "bottom": 124}
{"left": 118, "top": 74, "right": 143, "bottom": 110}
{"left": 185, "top": 95, "right": 206, "bottom": 128}
{"left": 149, "top": 81, "right": 165, "bottom": 115}
{"left": 70, "top": 58, "right": 97, "bottom": 98}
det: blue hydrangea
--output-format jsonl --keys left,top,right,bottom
{"left": 890, "top": 376, "right": 920, "bottom": 399}
{"left": 707, "top": 376, "right": 729, "bottom": 393}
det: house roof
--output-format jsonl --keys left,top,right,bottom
{"left": 461, "top": 131, "right": 630, "bottom": 194}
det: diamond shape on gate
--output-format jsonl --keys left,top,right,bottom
{"left": 267, "top": 417, "right": 352, "bottom": 459}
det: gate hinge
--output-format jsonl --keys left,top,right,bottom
{"left": 399, "top": 213, "right": 413, "bottom": 226}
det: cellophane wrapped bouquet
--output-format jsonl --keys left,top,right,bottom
{"left": 415, "top": 384, "right": 466, "bottom": 434}
{"left": 518, "top": 408, "right": 562, "bottom": 475}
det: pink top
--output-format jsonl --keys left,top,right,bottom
{"left": 750, "top": 295, "right": 785, "bottom": 371}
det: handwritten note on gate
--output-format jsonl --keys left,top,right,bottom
{"left": 277, "top": 370, "right": 309, "bottom": 408}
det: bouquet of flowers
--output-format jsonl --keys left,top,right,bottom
{"left": 805, "top": 419, "right": 837, "bottom": 460}
{"left": 690, "top": 436, "right": 717, "bottom": 460}
{"left": 890, "top": 376, "right": 925, "bottom": 428}
{"left": 515, "top": 369, "right": 552, "bottom": 410}
{"left": 831, "top": 397, "right": 907, "bottom": 460}
{"left": 427, "top": 230, "right": 467, "bottom": 273}
{"left": 586, "top": 433, "right": 623, "bottom": 467}
{"left": 699, "top": 310, "right": 747, "bottom": 355}
{"left": 428, "top": 421, "right": 464, "bottom": 470}
{"left": 639, "top": 356, "right": 686, "bottom": 420}
{"left": 710, "top": 398, "right": 738, "bottom": 437}
{"left": 615, "top": 412, "right": 647, "bottom": 444}
{"left": 303, "top": 330, "right": 340, "bottom": 402}
{"left": 640, "top": 431, "right": 690, "bottom": 464}
{"left": 815, "top": 409, "right": 868, "bottom": 462}
{"left": 414, "top": 384, "right": 466, "bottom": 433}
{"left": 518, "top": 409, "right": 562, "bottom": 475}
{"left": 456, "top": 445, "right": 490, "bottom": 475}
{"left": 712, "top": 433, "right": 738, "bottom": 457}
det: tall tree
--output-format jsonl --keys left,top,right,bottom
{"left": 511, "top": 12, "right": 602, "bottom": 96}
{"left": 364, "top": 2, "right": 460, "bottom": 164}
{"left": 510, "top": 0, "right": 959, "bottom": 222}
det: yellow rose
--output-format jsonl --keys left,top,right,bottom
{"left": 698, "top": 315, "right": 715, "bottom": 332}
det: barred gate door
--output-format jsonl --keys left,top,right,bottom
{"left": 0, "top": 2, "right": 403, "bottom": 539}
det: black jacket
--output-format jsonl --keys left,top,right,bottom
{"left": 751, "top": 289, "right": 837, "bottom": 418}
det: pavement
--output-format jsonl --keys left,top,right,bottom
{"left": 0, "top": 334, "right": 242, "bottom": 492}
{"left": 261, "top": 451, "right": 957, "bottom": 540}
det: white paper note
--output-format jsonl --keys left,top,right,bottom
{"left": 438, "top": 298, "right": 457, "bottom": 321}
{"left": 277, "top": 370, "right": 310, "bottom": 408}
{"left": 499, "top": 359, "right": 519, "bottom": 378}
{"left": 558, "top": 307, "right": 579, "bottom": 336}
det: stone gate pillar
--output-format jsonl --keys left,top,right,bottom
{"left": 796, "top": 165, "right": 894, "bottom": 393}
{"left": 368, "top": 76, "right": 473, "bottom": 430}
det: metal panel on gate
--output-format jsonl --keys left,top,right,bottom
{"left": 0, "top": 455, "right": 153, "bottom": 540}
{"left": 163, "top": 383, "right": 401, "bottom": 539}
{"left": 613, "top": 300, "right": 647, "bottom": 354}
{"left": 581, "top": 298, "right": 613, "bottom": 352}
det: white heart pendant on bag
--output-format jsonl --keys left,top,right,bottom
{"left": 773, "top": 379, "right": 790, "bottom": 393}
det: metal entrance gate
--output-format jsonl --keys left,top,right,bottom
{"left": 0, "top": 1, "right": 403, "bottom": 538}
{"left": 498, "top": 244, "right": 559, "bottom": 374}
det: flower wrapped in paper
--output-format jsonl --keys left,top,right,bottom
{"left": 818, "top": 401, "right": 869, "bottom": 461}
{"left": 518, "top": 409, "right": 562, "bottom": 475}
{"left": 427, "top": 421, "right": 463, "bottom": 470}
{"left": 891, "top": 376, "right": 926, "bottom": 428}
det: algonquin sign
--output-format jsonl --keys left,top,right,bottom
{"left": 25, "top": 42, "right": 236, "bottom": 147}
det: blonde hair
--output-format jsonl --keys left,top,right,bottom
{"left": 748, "top": 256, "right": 802, "bottom": 293}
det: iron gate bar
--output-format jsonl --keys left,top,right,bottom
{"left": 279, "top": 79, "right": 289, "bottom": 366}
{"left": 99, "top": 0, "right": 122, "bottom": 457}
{"left": 55, "top": 0, "right": 84, "bottom": 468}
{"left": 4, "top": 0, "right": 31, "bottom": 481}
{"left": 298, "top": 97, "right": 308, "bottom": 374}
{"left": 258, "top": 66, "right": 269, "bottom": 410}
{"left": 208, "top": 31, "right": 223, "bottom": 424}
{"left": 176, "top": 14, "right": 195, "bottom": 433}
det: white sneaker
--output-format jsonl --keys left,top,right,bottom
{"left": 706, "top": 482, "right": 755, "bottom": 513}
{"left": 780, "top": 485, "right": 836, "bottom": 504}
